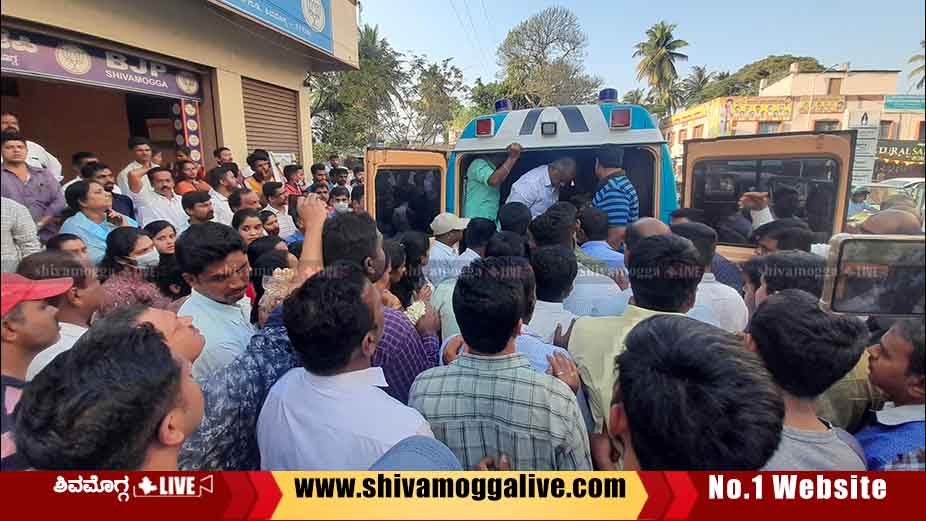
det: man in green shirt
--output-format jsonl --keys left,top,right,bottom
{"left": 462, "top": 143, "right": 522, "bottom": 221}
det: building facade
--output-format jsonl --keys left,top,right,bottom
{"left": 661, "top": 63, "right": 925, "bottom": 181}
{"left": 2, "top": 0, "right": 358, "bottom": 182}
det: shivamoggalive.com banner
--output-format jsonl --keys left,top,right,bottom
{"left": 0, "top": 471, "right": 923, "bottom": 520}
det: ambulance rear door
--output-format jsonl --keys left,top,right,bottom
{"left": 365, "top": 148, "right": 448, "bottom": 238}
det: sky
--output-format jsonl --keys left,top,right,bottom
{"left": 360, "top": 0, "right": 926, "bottom": 102}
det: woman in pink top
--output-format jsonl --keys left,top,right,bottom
{"left": 97, "top": 227, "right": 171, "bottom": 315}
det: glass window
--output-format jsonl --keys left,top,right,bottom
{"left": 814, "top": 120, "right": 840, "bottom": 131}
{"left": 758, "top": 122, "right": 780, "bottom": 134}
{"left": 678, "top": 129, "right": 688, "bottom": 142}
{"left": 691, "top": 157, "right": 839, "bottom": 245}
{"left": 693, "top": 125, "right": 703, "bottom": 138}
{"left": 374, "top": 168, "right": 441, "bottom": 237}
{"left": 879, "top": 121, "right": 893, "bottom": 139}
{"left": 827, "top": 78, "right": 842, "bottom": 95}
{"left": 919, "top": 121, "right": 925, "bottom": 141}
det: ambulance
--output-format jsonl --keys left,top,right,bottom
{"left": 364, "top": 88, "right": 678, "bottom": 239}
{"left": 364, "top": 90, "right": 863, "bottom": 263}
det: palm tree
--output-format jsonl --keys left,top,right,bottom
{"left": 681, "top": 65, "right": 714, "bottom": 106}
{"left": 633, "top": 21, "right": 689, "bottom": 115}
{"left": 633, "top": 21, "right": 689, "bottom": 86}
{"left": 621, "top": 88, "right": 646, "bottom": 105}
{"left": 910, "top": 40, "right": 925, "bottom": 90}
{"left": 645, "top": 82, "right": 685, "bottom": 116}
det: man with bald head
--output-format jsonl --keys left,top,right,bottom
{"left": 623, "top": 217, "right": 670, "bottom": 264}
{"left": 857, "top": 209, "right": 922, "bottom": 236}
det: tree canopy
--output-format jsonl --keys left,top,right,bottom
{"left": 496, "top": 6, "right": 601, "bottom": 108}
{"left": 689, "top": 55, "right": 824, "bottom": 105}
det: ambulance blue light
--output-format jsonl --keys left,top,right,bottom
{"left": 494, "top": 99, "right": 511, "bottom": 113}
{"left": 598, "top": 88, "right": 619, "bottom": 103}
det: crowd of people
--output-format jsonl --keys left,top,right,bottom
{"left": 1, "top": 115, "right": 924, "bottom": 472}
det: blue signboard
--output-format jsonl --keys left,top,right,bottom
{"left": 212, "top": 0, "right": 333, "bottom": 55}
{"left": 884, "top": 95, "right": 925, "bottom": 112}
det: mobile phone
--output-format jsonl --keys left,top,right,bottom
{"left": 820, "top": 233, "right": 925, "bottom": 317}
{"left": 288, "top": 195, "right": 303, "bottom": 219}
{"left": 105, "top": 209, "right": 121, "bottom": 225}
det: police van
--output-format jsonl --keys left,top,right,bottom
{"left": 364, "top": 89, "right": 678, "bottom": 238}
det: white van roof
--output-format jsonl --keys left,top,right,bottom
{"left": 454, "top": 103, "right": 665, "bottom": 153}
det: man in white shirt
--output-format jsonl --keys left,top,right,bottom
{"left": 63, "top": 152, "right": 99, "bottom": 191}
{"left": 176, "top": 223, "right": 256, "bottom": 381}
{"left": 206, "top": 165, "right": 238, "bottom": 226}
{"left": 116, "top": 137, "right": 158, "bottom": 195}
{"left": 15, "top": 250, "right": 103, "bottom": 380}
{"left": 506, "top": 157, "right": 577, "bottom": 218}
{"left": 425, "top": 213, "right": 469, "bottom": 287}
{"left": 127, "top": 166, "right": 188, "bottom": 231}
{"left": 261, "top": 182, "right": 297, "bottom": 239}
{"left": 0, "top": 112, "right": 63, "bottom": 181}
{"left": 528, "top": 209, "right": 628, "bottom": 317}
{"left": 671, "top": 222, "right": 748, "bottom": 332}
{"left": 428, "top": 218, "right": 495, "bottom": 339}
{"left": 258, "top": 263, "right": 432, "bottom": 470}
{"left": 526, "top": 245, "right": 579, "bottom": 344}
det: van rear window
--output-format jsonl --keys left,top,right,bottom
{"left": 374, "top": 168, "right": 441, "bottom": 238}
{"left": 690, "top": 157, "right": 839, "bottom": 245}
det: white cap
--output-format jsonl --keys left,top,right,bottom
{"left": 430, "top": 213, "right": 470, "bottom": 236}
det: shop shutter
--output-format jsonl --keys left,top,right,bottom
{"left": 241, "top": 77, "right": 301, "bottom": 160}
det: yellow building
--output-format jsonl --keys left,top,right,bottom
{"left": 661, "top": 63, "right": 925, "bottom": 177}
{"left": 2, "top": 0, "right": 358, "bottom": 181}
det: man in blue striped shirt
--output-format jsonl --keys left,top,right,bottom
{"left": 592, "top": 144, "right": 639, "bottom": 247}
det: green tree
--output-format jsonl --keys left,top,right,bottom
{"left": 632, "top": 21, "right": 688, "bottom": 114}
{"left": 308, "top": 25, "right": 406, "bottom": 149}
{"left": 621, "top": 88, "right": 647, "bottom": 105}
{"left": 910, "top": 39, "right": 925, "bottom": 90}
{"left": 497, "top": 6, "right": 601, "bottom": 107}
{"left": 382, "top": 56, "right": 465, "bottom": 146}
{"left": 645, "top": 82, "right": 685, "bottom": 117}
{"left": 468, "top": 78, "right": 513, "bottom": 114}
{"left": 309, "top": 25, "right": 466, "bottom": 149}
{"left": 695, "top": 55, "right": 823, "bottom": 102}
{"left": 681, "top": 65, "right": 714, "bottom": 106}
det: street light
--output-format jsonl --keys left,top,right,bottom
{"left": 806, "top": 63, "right": 849, "bottom": 128}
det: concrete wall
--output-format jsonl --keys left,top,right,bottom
{"left": 2, "top": 0, "right": 359, "bottom": 163}
{"left": 1, "top": 78, "right": 131, "bottom": 181}
{"left": 760, "top": 71, "right": 899, "bottom": 97}
{"left": 880, "top": 112, "right": 926, "bottom": 140}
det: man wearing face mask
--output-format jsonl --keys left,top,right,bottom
{"left": 329, "top": 186, "right": 352, "bottom": 215}
{"left": 506, "top": 157, "right": 577, "bottom": 219}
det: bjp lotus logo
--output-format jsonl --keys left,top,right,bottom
{"left": 302, "top": 0, "right": 326, "bottom": 32}
{"left": 176, "top": 72, "right": 200, "bottom": 96}
{"left": 54, "top": 44, "right": 92, "bottom": 75}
